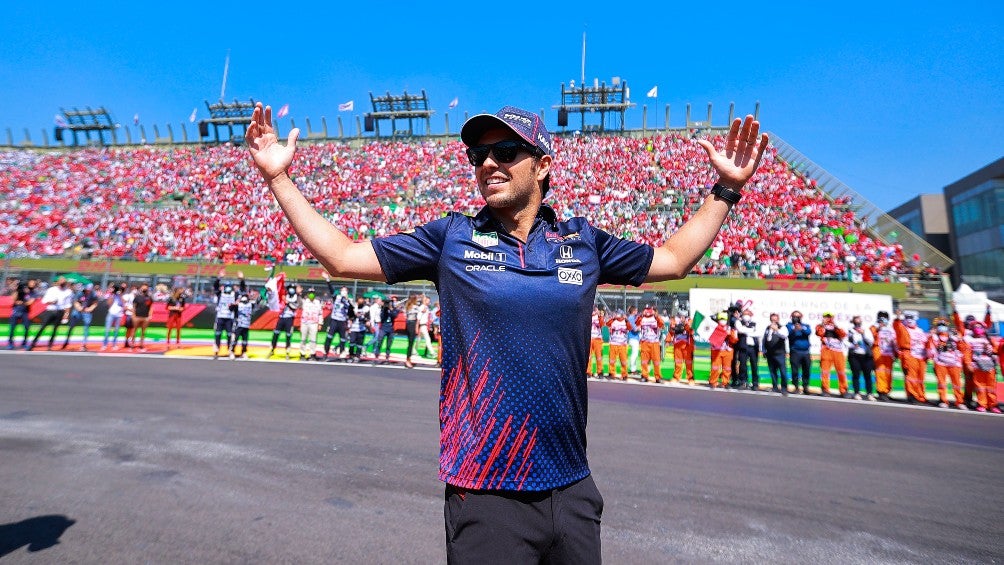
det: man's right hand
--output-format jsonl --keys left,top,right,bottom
{"left": 245, "top": 102, "right": 300, "bottom": 184}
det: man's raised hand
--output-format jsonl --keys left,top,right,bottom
{"left": 696, "top": 114, "right": 769, "bottom": 190}
{"left": 245, "top": 102, "right": 300, "bottom": 184}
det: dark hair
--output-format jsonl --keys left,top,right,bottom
{"left": 527, "top": 151, "right": 551, "bottom": 197}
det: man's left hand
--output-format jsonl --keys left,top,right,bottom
{"left": 696, "top": 114, "right": 769, "bottom": 190}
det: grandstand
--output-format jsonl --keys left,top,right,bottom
{"left": 0, "top": 117, "right": 953, "bottom": 315}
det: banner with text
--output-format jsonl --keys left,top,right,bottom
{"left": 689, "top": 288, "right": 894, "bottom": 353}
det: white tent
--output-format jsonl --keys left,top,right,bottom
{"left": 952, "top": 284, "right": 1004, "bottom": 331}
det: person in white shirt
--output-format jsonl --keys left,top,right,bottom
{"left": 121, "top": 284, "right": 137, "bottom": 348}
{"left": 102, "top": 284, "right": 127, "bottom": 350}
{"left": 417, "top": 295, "right": 437, "bottom": 360}
{"left": 299, "top": 288, "right": 323, "bottom": 360}
{"left": 733, "top": 308, "right": 761, "bottom": 390}
{"left": 367, "top": 297, "right": 384, "bottom": 357}
{"left": 30, "top": 277, "right": 74, "bottom": 350}
{"left": 846, "top": 315, "right": 876, "bottom": 400}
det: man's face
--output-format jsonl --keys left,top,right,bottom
{"left": 473, "top": 128, "right": 549, "bottom": 212}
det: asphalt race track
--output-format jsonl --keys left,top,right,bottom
{"left": 1, "top": 352, "right": 1002, "bottom": 563}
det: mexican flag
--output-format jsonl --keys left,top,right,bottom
{"left": 263, "top": 270, "right": 286, "bottom": 312}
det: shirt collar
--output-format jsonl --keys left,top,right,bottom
{"left": 471, "top": 204, "right": 558, "bottom": 232}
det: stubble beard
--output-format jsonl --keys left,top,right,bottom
{"left": 480, "top": 177, "right": 537, "bottom": 214}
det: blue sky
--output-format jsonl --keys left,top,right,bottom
{"left": 1, "top": 1, "right": 1001, "bottom": 214}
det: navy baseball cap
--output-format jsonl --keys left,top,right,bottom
{"left": 461, "top": 106, "right": 553, "bottom": 156}
{"left": 461, "top": 106, "right": 554, "bottom": 195}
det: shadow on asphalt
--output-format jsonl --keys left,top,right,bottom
{"left": 0, "top": 514, "right": 76, "bottom": 557}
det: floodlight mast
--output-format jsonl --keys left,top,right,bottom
{"left": 365, "top": 90, "right": 434, "bottom": 138}
{"left": 198, "top": 98, "right": 256, "bottom": 143}
{"left": 55, "top": 106, "right": 117, "bottom": 146}
{"left": 552, "top": 81, "right": 635, "bottom": 132}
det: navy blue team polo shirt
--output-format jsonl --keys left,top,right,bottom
{"left": 371, "top": 204, "right": 653, "bottom": 491}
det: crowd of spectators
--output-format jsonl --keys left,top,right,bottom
{"left": 0, "top": 134, "right": 918, "bottom": 280}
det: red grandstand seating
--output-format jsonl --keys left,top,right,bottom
{"left": 0, "top": 134, "right": 909, "bottom": 280}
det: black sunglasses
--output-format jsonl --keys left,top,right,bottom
{"left": 466, "top": 139, "right": 540, "bottom": 167}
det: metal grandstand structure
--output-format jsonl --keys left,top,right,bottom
{"left": 365, "top": 91, "right": 433, "bottom": 138}
{"left": 553, "top": 80, "right": 635, "bottom": 132}
{"left": 770, "top": 133, "right": 954, "bottom": 273}
{"left": 198, "top": 98, "right": 257, "bottom": 143}
{"left": 56, "top": 107, "right": 118, "bottom": 146}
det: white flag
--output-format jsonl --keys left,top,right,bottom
{"left": 338, "top": 100, "right": 354, "bottom": 112}
{"left": 448, "top": 97, "right": 458, "bottom": 109}
{"left": 646, "top": 86, "right": 658, "bottom": 98}
{"left": 189, "top": 108, "right": 197, "bottom": 123}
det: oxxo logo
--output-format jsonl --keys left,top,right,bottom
{"left": 558, "top": 268, "right": 583, "bottom": 285}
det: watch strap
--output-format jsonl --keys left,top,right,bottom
{"left": 711, "top": 183, "right": 742, "bottom": 205}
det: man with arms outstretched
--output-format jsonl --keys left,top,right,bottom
{"left": 245, "top": 102, "right": 767, "bottom": 564}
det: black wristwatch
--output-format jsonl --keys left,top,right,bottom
{"left": 711, "top": 183, "right": 742, "bottom": 205}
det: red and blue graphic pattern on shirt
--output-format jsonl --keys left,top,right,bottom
{"left": 371, "top": 205, "right": 652, "bottom": 491}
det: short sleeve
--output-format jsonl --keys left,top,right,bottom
{"left": 592, "top": 225, "right": 654, "bottom": 287}
{"left": 370, "top": 215, "right": 452, "bottom": 284}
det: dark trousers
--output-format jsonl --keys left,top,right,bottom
{"left": 848, "top": 353, "right": 875, "bottom": 395}
{"left": 349, "top": 330, "right": 365, "bottom": 358}
{"left": 730, "top": 349, "right": 741, "bottom": 386}
{"left": 8, "top": 306, "right": 30, "bottom": 347}
{"left": 374, "top": 323, "right": 394, "bottom": 357}
{"left": 214, "top": 317, "right": 234, "bottom": 349}
{"left": 790, "top": 349, "right": 811, "bottom": 390}
{"left": 737, "top": 344, "right": 760, "bottom": 388}
{"left": 324, "top": 319, "right": 349, "bottom": 355}
{"left": 405, "top": 319, "right": 418, "bottom": 359}
{"left": 444, "top": 475, "right": 603, "bottom": 565}
{"left": 31, "top": 310, "right": 64, "bottom": 349}
{"left": 765, "top": 351, "right": 788, "bottom": 390}
{"left": 272, "top": 317, "right": 294, "bottom": 349}
{"left": 232, "top": 327, "right": 250, "bottom": 355}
